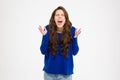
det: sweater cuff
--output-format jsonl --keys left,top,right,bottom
{"left": 43, "top": 32, "right": 49, "bottom": 40}
{"left": 73, "top": 37, "right": 77, "bottom": 41}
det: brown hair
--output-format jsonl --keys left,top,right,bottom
{"left": 48, "top": 6, "right": 72, "bottom": 58}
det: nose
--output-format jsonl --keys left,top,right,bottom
{"left": 58, "top": 15, "right": 62, "bottom": 18}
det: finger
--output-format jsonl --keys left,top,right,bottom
{"left": 39, "top": 26, "right": 45, "bottom": 33}
{"left": 78, "top": 28, "right": 81, "bottom": 31}
{"left": 77, "top": 28, "right": 81, "bottom": 32}
{"left": 77, "top": 28, "right": 81, "bottom": 34}
{"left": 75, "top": 28, "right": 78, "bottom": 34}
{"left": 38, "top": 25, "right": 42, "bottom": 30}
{"left": 75, "top": 28, "right": 80, "bottom": 34}
{"left": 78, "top": 30, "right": 81, "bottom": 34}
{"left": 38, "top": 26, "right": 44, "bottom": 34}
{"left": 76, "top": 29, "right": 81, "bottom": 36}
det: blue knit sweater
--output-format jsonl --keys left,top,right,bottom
{"left": 40, "top": 25, "right": 79, "bottom": 75}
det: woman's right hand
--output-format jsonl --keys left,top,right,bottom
{"left": 38, "top": 25, "right": 47, "bottom": 35}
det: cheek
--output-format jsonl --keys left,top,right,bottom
{"left": 63, "top": 17, "right": 66, "bottom": 21}
{"left": 54, "top": 17, "right": 57, "bottom": 22}
{"left": 63, "top": 18, "right": 66, "bottom": 23}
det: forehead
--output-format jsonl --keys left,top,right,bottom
{"left": 55, "top": 9, "right": 64, "bottom": 14}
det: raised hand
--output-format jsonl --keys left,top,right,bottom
{"left": 38, "top": 25, "right": 47, "bottom": 35}
{"left": 74, "top": 28, "right": 81, "bottom": 38}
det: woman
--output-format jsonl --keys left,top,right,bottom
{"left": 38, "top": 6, "right": 81, "bottom": 80}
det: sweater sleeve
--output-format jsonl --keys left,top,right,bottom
{"left": 71, "top": 27, "right": 79, "bottom": 55}
{"left": 40, "top": 25, "right": 49, "bottom": 55}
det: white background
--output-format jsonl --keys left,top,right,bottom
{"left": 0, "top": 0, "right": 120, "bottom": 80}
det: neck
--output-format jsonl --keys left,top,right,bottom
{"left": 57, "top": 27, "right": 63, "bottom": 33}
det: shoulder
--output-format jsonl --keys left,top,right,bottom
{"left": 71, "top": 26, "right": 76, "bottom": 36}
{"left": 71, "top": 26, "right": 76, "bottom": 31}
{"left": 45, "top": 25, "right": 49, "bottom": 30}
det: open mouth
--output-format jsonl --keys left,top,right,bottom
{"left": 57, "top": 21, "right": 63, "bottom": 24}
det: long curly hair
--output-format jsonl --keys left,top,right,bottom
{"left": 48, "top": 6, "right": 72, "bottom": 58}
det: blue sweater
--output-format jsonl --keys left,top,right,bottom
{"left": 40, "top": 25, "right": 79, "bottom": 75}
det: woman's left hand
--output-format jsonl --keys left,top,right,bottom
{"left": 74, "top": 28, "right": 81, "bottom": 38}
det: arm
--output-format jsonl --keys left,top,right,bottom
{"left": 39, "top": 25, "right": 49, "bottom": 55}
{"left": 40, "top": 32, "right": 49, "bottom": 55}
{"left": 71, "top": 27, "right": 81, "bottom": 55}
{"left": 72, "top": 37, "right": 79, "bottom": 55}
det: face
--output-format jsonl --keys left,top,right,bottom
{"left": 54, "top": 9, "right": 66, "bottom": 28}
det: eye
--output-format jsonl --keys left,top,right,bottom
{"left": 61, "top": 14, "right": 64, "bottom": 16}
{"left": 55, "top": 14, "right": 59, "bottom": 16}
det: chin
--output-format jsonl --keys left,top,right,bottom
{"left": 57, "top": 26, "right": 63, "bottom": 28}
